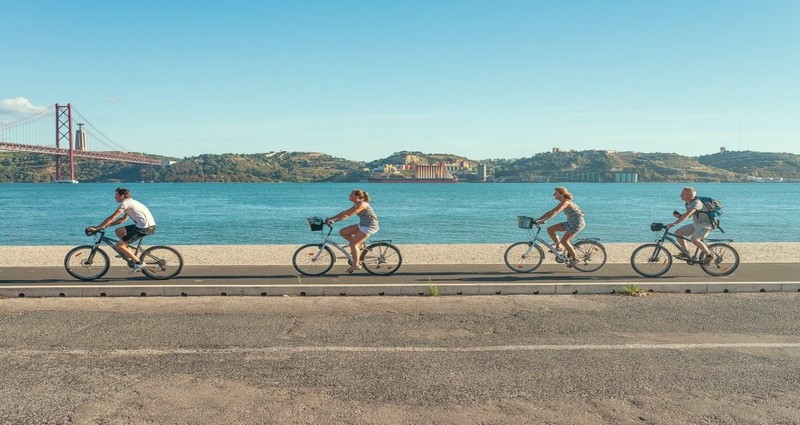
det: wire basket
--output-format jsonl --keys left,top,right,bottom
{"left": 307, "top": 217, "right": 324, "bottom": 231}
{"left": 517, "top": 216, "right": 535, "bottom": 229}
{"left": 650, "top": 222, "right": 665, "bottom": 232}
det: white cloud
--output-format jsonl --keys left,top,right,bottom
{"left": 106, "top": 97, "right": 125, "bottom": 104}
{"left": 0, "top": 97, "right": 48, "bottom": 116}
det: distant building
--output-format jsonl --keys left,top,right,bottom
{"left": 612, "top": 172, "right": 638, "bottom": 183}
{"left": 477, "top": 164, "right": 487, "bottom": 182}
{"left": 552, "top": 147, "right": 562, "bottom": 153}
{"left": 414, "top": 162, "right": 448, "bottom": 178}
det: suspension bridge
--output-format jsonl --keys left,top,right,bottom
{"left": 0, "top": 103, "right": 170, "bottom": 182}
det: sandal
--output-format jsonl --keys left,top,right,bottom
{"left": 345, "top": 266, "right": 362, "bottom": 274}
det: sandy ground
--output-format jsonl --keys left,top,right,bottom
{"left": 0, "top": 242, "right": 797, "bottom": 267}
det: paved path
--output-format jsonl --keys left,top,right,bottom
{"left": 2, "top": 263, "right": 799, "bottom": 297}
{"left": 1, "top": 294, "right": 799, "bottom": 423}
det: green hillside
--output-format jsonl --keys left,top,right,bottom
{"left": 1, "top": 149, "right": 799, "bottom": 183}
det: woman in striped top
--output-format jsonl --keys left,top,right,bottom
{"left": 325, "top": 189, "right": 380, "bottom": 274}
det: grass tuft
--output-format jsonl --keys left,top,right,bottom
{"left": 427, "top": 277, "right": 439, "bottom": 297}
{"left": 621, "top": 284, "right": 645, "bottom": 297}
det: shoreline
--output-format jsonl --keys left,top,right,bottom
{"left": 0, "top": 243, "right": 797, "bottom": 267}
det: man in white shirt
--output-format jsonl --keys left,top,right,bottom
{"left": 89, "top": 187, "right": 157, "bottom": 273}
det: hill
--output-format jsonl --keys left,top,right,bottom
{"left": 698, "top": 151, "right": 800, "bottom": 178}
{"left": 1, "top": 149, "right": 799, "bottom": 183}
{"left": 486, "top": 150, "right": 740, "bottom": 182}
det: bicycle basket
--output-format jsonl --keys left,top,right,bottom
{"left": 517, "top": 216, "right": 535, "bottom": 229}
{"left": 307, "top": 217, "right": 324, "bottom": 231}
{"left": 650, "top": 222, "right": 665, "bottom": 232}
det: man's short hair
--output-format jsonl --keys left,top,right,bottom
{"left": 115, "top": 187, "right": 132, "bottom": 199}
{"left": 682, "top": 187, "right": 696, "bottom": 197}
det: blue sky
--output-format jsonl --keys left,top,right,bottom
{"left": 2, "top": 0, "right": 798, "bottom": 161}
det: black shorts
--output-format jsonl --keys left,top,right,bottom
{"left": 121, "top": 224, "right": 156, "bottom": 243}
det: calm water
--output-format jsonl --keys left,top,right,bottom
{"left": 1, "top": 182, "right": 798, "bottom": 245}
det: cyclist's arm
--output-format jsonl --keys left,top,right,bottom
{"left": 666, "top": 207, "right": 697, "bottom": 228}
{"left": 326, "top": 203, "right": 366, "bottom": 224}
{"left": 536, "top": 201, "right": 568, "bottom": 223}
{"left": 93, "top": 208, "right": 127, "bottom": 230}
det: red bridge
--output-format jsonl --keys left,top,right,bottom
{"left": 0, "top": 103, "right": 169, "bottom": 182}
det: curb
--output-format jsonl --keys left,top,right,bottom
{"left": 3, "top": 282, "right": 800, "bottom": 298}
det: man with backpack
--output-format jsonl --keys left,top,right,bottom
{"left": 666, "top": 187, "right": 716, "bottom": 265}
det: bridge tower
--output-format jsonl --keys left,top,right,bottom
{"left": 54, "top": 103, "right": 75, "bottom": 181}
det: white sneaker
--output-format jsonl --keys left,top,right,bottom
{"left": 129, "top": 263, "right": 143, "bottom": 274}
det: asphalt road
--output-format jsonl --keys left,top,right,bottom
{"left": 1, "top": 294, "right": 799, "bottom": 424}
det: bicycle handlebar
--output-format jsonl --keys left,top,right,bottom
{"left": 85, "top": 227, "right": 105, "bottom": 236}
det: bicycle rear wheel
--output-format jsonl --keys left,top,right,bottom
{"left": 140, "top": 246, "right": 184, "bottom": 280}
{"left": 362, "top": 242, "right": 402, "bottom": 276}
{"left": 64, "top": 245, "right": 110, "bottom": 281}
{"left": 571, "top": 240, "right": 607, "bottom": 272}
{"left": 504, "top": 242, "right": 544, "bottom": 273}
{"left": 293, "top": 244, "right": 335, "bottom": 276}
{"left": 700, "top": 243, "right": 740, "bottom": 277}
{"left": 630, "top": 243, "right": 673, "bottom": 277}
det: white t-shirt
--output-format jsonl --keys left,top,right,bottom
{"left": 686, "top": 198, "right": 711, "bottom": 225}
{"left": 118, "top": 198, "right": 156, "bottom": 228}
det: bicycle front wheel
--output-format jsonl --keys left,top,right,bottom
{"left": 293, "top": 244, "right": 335, "bottom": 276}
{"left": 362, "top": 242, "right": 402, "bottom": 276}
{"left": 64, "top": 245, "right": 110, "bottom": 281}
{"left": 140, "top": 246, "right": 184, "bottom": 280}
{"left": 504, "top": 242, "right": 544, "bottom": 273}
{"left": 700, "top": 243, "right": 740, "bottom": 277}
{"left": 630, "top": 244, "right": 673, "bottom": 278}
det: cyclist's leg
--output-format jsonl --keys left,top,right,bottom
{"left": 561, "top": 230, "right": 578, "bottom": 262}
{"left": 339, "top": 224, "right": 360, "bottom": 247}
{"left": 561, "top": 220, "right": 584, "bottom": 264}
{"left": 118, "top": 225, "right": 155, "bottom": 264}
{"left": 690, "top": 224, "right": 713, "bottom": 258}
{"left": 674, "top": 224, "right": 694, "bottom": 253}
{"left": 352, "top": 226, "right": 378, "bottom": 269}
{"left": 546, "top": 223, "right": 565, "bottom": 251}
{"left": 116, "top": 224, "right": 143, "bottom": 263}
{"left": 339, "top": 225, "right": 367, "bottom": 269}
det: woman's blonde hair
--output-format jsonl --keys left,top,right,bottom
{"left": 352, "top": 189, "right": 371, "bottom": 202}
{"left": 554, "top": 186, "right": 573, "bottom": 200}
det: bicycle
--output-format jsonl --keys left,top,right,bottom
{"left": 504, "top": 216, "right": 607, "bottom": 273}
{"left": 630, "top": 222, "right": 740, "bottom": 278}
{"left": 64, "top": 228, "right": 184, "bottom": 281}
{"left": 292, "top": 217, "right": 402, "bottom": 276}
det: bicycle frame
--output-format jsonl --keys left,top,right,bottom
{"left": 521, "top": 224, "right": 585, "bottom": 263}
{"left": 310, "top": 224, "right": 391, "bottom": 264}
{"left": 312, "top": 225, "right": 353, "bottom": 262}
{"left": 88, "top": 229, "right": 145, "bottom": 266}
{"left": 653, "top": 227, "right": 733, "bottom": 264}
